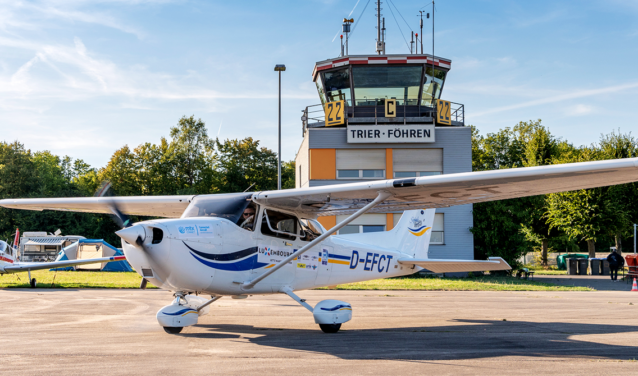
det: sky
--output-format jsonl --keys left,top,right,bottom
{"left": 1, "top": 0, "right": 638, "bottom": 169}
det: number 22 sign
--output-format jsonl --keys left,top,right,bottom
{"left": 436, "top": 99, "right": 452, "bottom": 125}
{"left": 325, "top": 100, "right": 345, "bottom": 126}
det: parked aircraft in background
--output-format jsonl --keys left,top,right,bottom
{"left": 1, "top": 157, "right": 637, "bottom": 333}
{"left": 0, "top": 239, "right": 126, "bottom": 287}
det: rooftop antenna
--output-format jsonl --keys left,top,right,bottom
{"left": 343, "top": 18, "right": 354, "bottom": 56}
{"left": 410, "top": 31, "right": 414, "bottom": 54}
{"left": 419, "top": 10, "right": 425, "bottom": 54}
{"left": 340, "top": 34, "right": 344, "bottom": 56}
{"left": 375, "top": 0, "right": 385, "bottom": 54}
{"left": 382, "top": 17, "right": 386, "bottom": 54}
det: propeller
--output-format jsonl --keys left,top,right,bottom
{"left": 95, "top": 181, "right": 146, "bottom": 249}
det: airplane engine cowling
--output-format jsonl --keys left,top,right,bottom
{"left": 313, "top": 299, "right": 352, "bottom": 325}
{"left": 156, "top": 304, "right": 199, "bottom": 328}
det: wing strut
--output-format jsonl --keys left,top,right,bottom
{"left": 241, "top": 191, "right": 391, "bottom": 290}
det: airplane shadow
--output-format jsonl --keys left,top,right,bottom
{"left": 183, "top": 319, "right": 638, "bottom": 361}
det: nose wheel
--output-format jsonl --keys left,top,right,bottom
{"left": 319, "top": 324, "right": 341, "bottom": 333}
{"left": 163, "top": 326, "right": 183, "bottom": 334}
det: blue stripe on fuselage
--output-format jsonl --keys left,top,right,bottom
{"left": 189, "top": 252, "right": 268, "bottom": 271}
{"left": 328, "top": 253, "right": 351, "bottom": 260}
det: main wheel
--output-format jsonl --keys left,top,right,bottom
{"left": 163, "top": 326, "right": 183, "bottom": 334}
{"left": 30, "top": 278, "right": 37, "bottom": 288}
{"left": 319, "top": 324, "right": 341, "bottom": 333}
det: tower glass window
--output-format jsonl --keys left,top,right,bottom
{"left": 352, "top": 65, "right": 422, "bottom": 106}
{"left": 421, "top": 67, "right": 447, "bottom": 106}
{"left": 323, "top": 68, "right": 352, "bottom": 105}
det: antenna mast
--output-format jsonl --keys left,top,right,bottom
{"left": 376, "top": 0, "right": 385, "bottom": 54}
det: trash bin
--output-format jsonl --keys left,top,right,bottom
{"left": 626, "top": 255, "right": 638, "bottom": 276}
{"left": 590, "top": 259, "right": 601, "bottom": 275}
{"left": 556, "top": 254, "right": 588, "bottom": 270}
{"left": 601, "top": 260, "right": 610, "bottom": 275}
{"left": 578, "top": 259, "right": 588, "bottom": 275}
{"left": 567, "top": 258, "right": 578, "bottom": 275}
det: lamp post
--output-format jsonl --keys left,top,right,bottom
{"left": 274, "top": 64, "right": 286, "bottom": 190}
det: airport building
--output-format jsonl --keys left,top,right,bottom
{"left": 295, "top": 53, "right": 473, "bottom": 260}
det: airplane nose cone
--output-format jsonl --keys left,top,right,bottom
{"left": 115, "top": 225, "right": 146, "bottom": 246}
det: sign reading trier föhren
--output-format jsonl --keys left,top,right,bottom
{"left": 346, "top": 124, "right": 435, "bottom": 143}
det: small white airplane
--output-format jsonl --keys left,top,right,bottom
{"left": 1, "top": 157, "right": 637, "bottom": 334}
{"left": 0, "top": 239, "right": 126, "bottom": 287}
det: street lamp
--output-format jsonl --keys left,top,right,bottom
{"left": 274, "top": 64, "right": 286, "bottom": 190}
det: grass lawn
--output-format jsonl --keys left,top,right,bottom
{"left": 1, "top": 271, "right": 590, "bottom": 291}
{"left": 316, "top": 275, "right": 592, "bottom": 291}
{"left": 0, "top": 270, "right": 156, "bottom": 289}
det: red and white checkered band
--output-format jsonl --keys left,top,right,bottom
{"left": 312, "top": 55, "right": 452, "bottom": 79}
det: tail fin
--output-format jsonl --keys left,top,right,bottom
{"left": 333, "top": 209, "right": 435, "bottom": 258}
{"left": 392, "top": 209, "right": 436, "bottom": 259}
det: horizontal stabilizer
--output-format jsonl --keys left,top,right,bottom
{"left": 397, "top": 257, "right": 511, "bottom": 274}
{"left": 3, "top": 256, "right": 127, "bottom": 273}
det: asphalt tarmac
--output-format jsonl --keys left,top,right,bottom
{"left": 2, "top": 288, "right": 638, "bottom": 375}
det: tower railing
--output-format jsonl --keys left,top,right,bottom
{"left": 301, "top": 100, "right": 464, "bottom": 134}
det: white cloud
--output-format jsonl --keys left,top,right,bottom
{"left": 471, "top": 81, "right": 638, "bottom": 118}
{"left": 564, "top": 104, "right": 593, "bottom": 117}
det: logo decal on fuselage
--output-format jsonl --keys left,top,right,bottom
{"left": 408, "top": 215, "right": 430, "bottom": 236}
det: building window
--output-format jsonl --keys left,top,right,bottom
{"left": 394, "top": 171, "right": 441, "bottom": 178}
{"left": 338, "top": 225, "right": 386, "bottom": 235}
{"left": 430, "top": 213, "right": 444, "bottom": 244}
{"left": 336, "top": 214, "right": 387, "bottom": 235}
{"left": 392, "top": 149, "right": 443, "bottom": 176}
{"left": 336, "top": 149, "right": 386, "bottom": 180}
{"left": 337, "top": 169, "right": 385, "bottom": 179}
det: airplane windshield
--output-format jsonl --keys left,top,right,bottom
{"left": 181, "top": 193, "right": 252, "bottom": 225}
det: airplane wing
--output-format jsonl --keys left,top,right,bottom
{"left": 252, "top": 157, "right": 638, "bottom": 217}
{"left": 0, "top": 195, "right": 193, "bottom": 218}
{"left": 0, "top": 158, "right": 636, "bottom": 218}
{"left": 2, "top": 255, "right": 128, "bottom": 273}
{"left": 397, "top": 257, "right": 511, "bottom": 273}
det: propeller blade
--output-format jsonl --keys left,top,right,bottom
{"left": 95, "top": 181, "right": 132, "bottom": 228}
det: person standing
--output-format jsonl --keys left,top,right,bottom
{"left": 607, "top": 248, "right": 625, "bottom": 282}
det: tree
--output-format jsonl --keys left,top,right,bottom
{"left": 596, "top": 130, "right": 638, "bottom": 253}
{"left": 213, "top": 137, "right": 278, "bottom": 193}
{"left": 170, "top": 115, "right": 216, "bottom": 193}
{"left": 517, "top": 120, "right": 561, "bottom": 265}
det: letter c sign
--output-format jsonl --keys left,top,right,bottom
{"left": 385, "top": 99, "right": 396, "bottom": 118}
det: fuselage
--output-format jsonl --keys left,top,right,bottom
{"left": 0, "top": 240, "right": 16, "bottom": 273}
{"left": 122, "top": 216, "right": 414, "bottom": 296}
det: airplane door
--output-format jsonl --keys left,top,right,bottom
{"left": 315, "top": 245, "right": 332, "bottom": 286}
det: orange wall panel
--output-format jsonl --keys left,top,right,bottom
{"left": 318, "top": 216, "right": 336, "bottom": 230}
{"left": 386, "top": 213, "right": 394, "bottom": 231}
{"left": 385, "top": 148, "right": 393, "bottom": 179}
{"left": 309, "top": 149, "right": 336, "bottom": 180}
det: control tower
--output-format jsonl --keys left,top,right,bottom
{"left": 295, "top": 16, "right": 472, "bottom": 262}
{"left": 309, "top": 53, "right": 463, "bottom": 126}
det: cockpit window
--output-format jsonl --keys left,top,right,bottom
{"left": 181, "top": 193, "right": 252, "bottom": 225}
{"left": 300, "top": 219, "right": 325, "bottom": 241}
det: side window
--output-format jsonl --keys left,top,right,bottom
{"left": 261, "top": 209, "right": 298, "bottom": 241}
{"left": 300, "top": 219, "right": 325, "bottom": 242}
